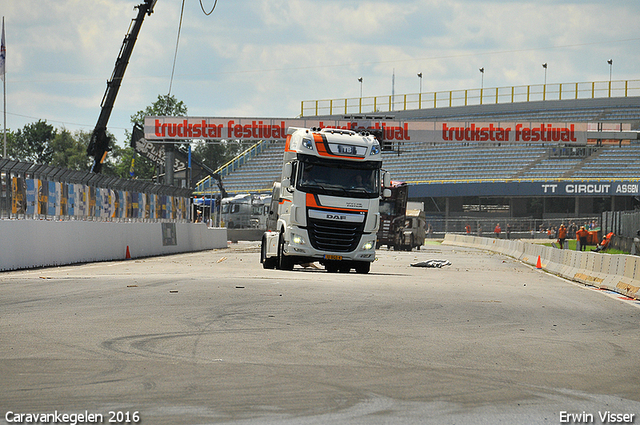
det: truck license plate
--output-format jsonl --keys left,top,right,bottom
{"left": 324, "top": 254, "right": 343, "bottom": 261}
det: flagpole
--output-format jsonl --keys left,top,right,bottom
{"left": 3, "top": 58, "right": 6, "bottom": 158}
{"left": 2, "top": 16, "right": 6, "bottom": 158}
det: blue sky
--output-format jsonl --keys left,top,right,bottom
{"left": 1, "top": 0, "right": 639, "bottom": 145}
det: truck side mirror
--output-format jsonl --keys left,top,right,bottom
{"left": 282, "top": 162, "right": 293, "bottom": 190}
{"left": 383, "top": 171, "right": 391, "bottom": 188}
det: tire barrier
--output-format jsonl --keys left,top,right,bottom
{"left": 442, "top": 234, "right": 640, "bottom": 301}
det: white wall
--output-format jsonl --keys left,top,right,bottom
{"left": 0, "top": 221, "right": 227, "bottom": 271}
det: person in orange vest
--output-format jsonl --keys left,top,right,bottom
{"left": 494, "top": 223, "right": 501, "bottom": 239}
{"left": 576, "top": 226, "right": 589, "bottom": 251}
{"left": 557, "top": 224, "right": 568, "bottom": 249}
{"left": 465, "top": 224, "right": 471, "bottom": 235}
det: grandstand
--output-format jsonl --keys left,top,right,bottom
{"left": 193, "top": 91, "right": 640, "bottom": 229}
{"left": 207, "top": 96, "right": 640, "bottom": 192}
{"left": 213, "top": 138, "right": 640, "bottom": 192}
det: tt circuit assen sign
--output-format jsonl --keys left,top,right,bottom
{"left": 144, "top": 117, "right": 589, "bottom": 144}
{"left": 409, "top": 181, "right": 640, "bottom": 198}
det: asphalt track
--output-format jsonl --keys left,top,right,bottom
{"left": 1, "top": 241, "right": 639, "bottom": 425}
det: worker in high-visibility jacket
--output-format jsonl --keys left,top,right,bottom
{"left": 576, "top": 226, "right": 590, "bottom": 251}
{"left": 558, "top": 224, "right": 568, "bottom": 249}
{"left": 594, "top": 232, "right": 614, "bottom": 252}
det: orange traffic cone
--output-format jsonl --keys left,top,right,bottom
{"left": 536, "top": 255, "right": 542, "bottom": 269}
{"left": 126, "top": 246, "right": 131, "bottom": 260}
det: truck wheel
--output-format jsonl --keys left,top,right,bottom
{"left": 339, "top": 265, "right": 351, "bottom": 273}
{"left": 355, "top": 262, "right": 370, "bottom": 274}
{"left": 277, "top": 233, "right": 294, "bottom": 271}
{"left": 325, "top": 263, "right": 339, "bottom": 273}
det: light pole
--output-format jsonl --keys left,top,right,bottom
{"left": 417, "top": 72, "right": 423, "bottom": 109}
{"left": 607, "top": 59, "right": 613, "bottom": 97}
{"left": 479, "top": 67, "right": 484, "bottom": 104}
{"left": 542, "top": 63, "right": 547, "bottom": 100}
{"left": 358, "top": 77, "right": 363, "bottom": 98}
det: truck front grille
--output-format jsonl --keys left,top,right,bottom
{"left": 307, "top": 218, "right": 364, "bottom": 252}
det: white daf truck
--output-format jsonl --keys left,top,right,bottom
{"left": 260, "top": 127, "right": 390, "bottom": 273}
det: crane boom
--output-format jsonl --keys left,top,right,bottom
{"left": 87, "top": 0, "right": 157, "bottom": 173}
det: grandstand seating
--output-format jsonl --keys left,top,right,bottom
{"left": 211, "top": 139, "right": 640, "bottom": 195}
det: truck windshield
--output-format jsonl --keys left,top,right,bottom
{"left": 297, "top": 160, "right": 380, "bottom": 199}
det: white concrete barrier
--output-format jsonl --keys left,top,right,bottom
{"left": 443, "top": 234, "right": 640, "bottom": 301}
{"left": 0, "top": 220, "right": 227, "bottom": 271}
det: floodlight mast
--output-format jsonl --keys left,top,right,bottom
{"left": 87, "top": 0, "right": 156, "bottom": 173}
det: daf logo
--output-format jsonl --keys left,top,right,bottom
{"left": 326, "top": 214, "right": 347, "bottom": 220}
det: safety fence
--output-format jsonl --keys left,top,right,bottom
{"left": 424, "top": 216, "right": 600, "bottom": 237}
{"left": 301, "top": 79, "right": 640, "bottom": 117}
{"left": 0, "top": 159, "right": 192, "bottom": 222}
{"left": 602, "top": 210, "right": 640, "bottom": 239}
{"left": 443, "top": 234, "right": 640, "bottom": 301}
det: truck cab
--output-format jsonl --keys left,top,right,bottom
{"left": 261, "top": 127, "right": 390, "bottom": 273}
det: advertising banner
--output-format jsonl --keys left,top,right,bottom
{"left": 144, "top": 116, "right": 590, "bottom": 145}
{"left": 11, "top": 177, "right": 26, "bottom": 215}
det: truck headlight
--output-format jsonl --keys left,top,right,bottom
{"left": 362, "top": 241, "right": 374, "bottom": 250}
{"left": 302, "top": 138, "right": 314, "bottom": 150}
{"left": 292, "top": 233, "right": 306, "bottom": 245}
{"left": 370, "top": 144, "right": 380, "bottom": 155}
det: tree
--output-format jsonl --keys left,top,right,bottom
{"left": 125, "top": 94, "right": 189, "bottom": 180}
{"left": 110, "top": 146, "right": 156, "bottom": 180}
{"left": 192, "top": 140, "right": 246, "bottom": 172}
{"left": 9, "top": 120, "right": 56, "bottom": 163}
{"left": 130, "top": 94, "right": 187, "bottom": 125}
{"left": 49, "top": 129, "right": 91, "bottom": 170}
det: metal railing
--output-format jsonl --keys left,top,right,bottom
{"left": 194, "top": 139, "right": 268, "bottom": 195}
{"left": 301, "top": 79, "right": 640, "bottom": 117}
{"left": 0, "top": 159, "right": 193, "bottom": 222}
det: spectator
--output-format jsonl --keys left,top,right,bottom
{"left": 506, "top": 223, "right": 512, "bottom": 239}
{"left": 494, "top": 223, "right": 501, "bottom": 239}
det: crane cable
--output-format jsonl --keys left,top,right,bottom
{"left": 200, "top": 0, "right": 218, "bottom": 15}
{"left": 168, "top": 0, "right": 219, "bottom": 96}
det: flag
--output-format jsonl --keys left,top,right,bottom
{"left": 129, "top": 156, "right": 135, "bottom": 177}
{"left": 0, "top": 17, "right": 5, "bottom": 81}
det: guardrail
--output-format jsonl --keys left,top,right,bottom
{"left": 442, "top": 234, "right": 639, "bottom": 301}
{"left": 301, "top": 79, "right": 640, "bottom": 117}
{"left": 0, "top": 159, "right": 192, "bottom": 222}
